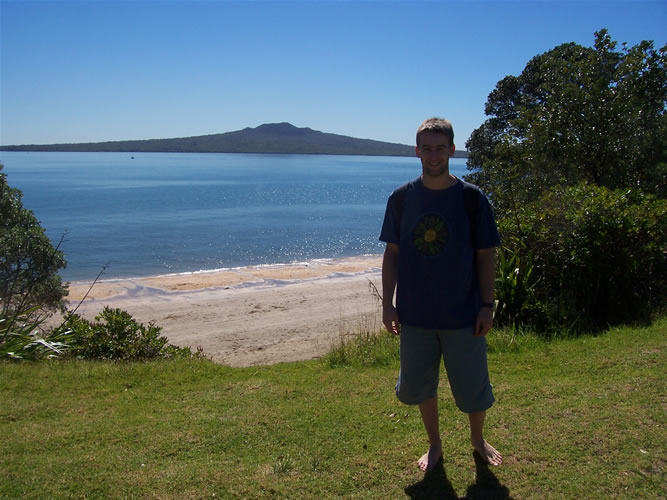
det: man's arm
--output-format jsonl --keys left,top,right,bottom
{"left": 475, "top": 247, "right": 497, "bottom": 337}
{"left": 382, "top": 242, "right": 401, "bottom": 335}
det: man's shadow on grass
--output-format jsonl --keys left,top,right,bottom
{"left": 404, "top": 451, "right": 513, "bottom": 500}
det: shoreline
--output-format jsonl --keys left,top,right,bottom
{"left": 65, "top": 254, "right": 384, "bottom": 301}
{"left": 61, "top": 254, "right": 385, "bottom": 367}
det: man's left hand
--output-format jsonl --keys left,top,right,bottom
{"left": 474, "top": 306, "right": 494, "bottom": 337}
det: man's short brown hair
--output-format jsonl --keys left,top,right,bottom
{"left": 416, "top": 117, "right": 454, "bottom": 147}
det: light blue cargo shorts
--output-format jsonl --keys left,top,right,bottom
{"left": 395, "top": 324, "right": 495, "bottom": 414}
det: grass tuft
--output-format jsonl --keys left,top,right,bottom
{"left": 485, "top": 324, "right": 554, "bottom": 354}
{"left": 321, "top": 278, "right": 400, "bottom": 368}
{"left": 272, "top": 456, "right": 294, "bottom": 475}
{"left": 321, "top": 322, "right": 399, "bottom": 368}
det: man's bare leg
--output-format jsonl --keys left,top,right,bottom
{"left": 468, "top": 410, "right": 503, "bottom": 465}
{"left": 417, "top": 397, "right": 443, "bottom": 472}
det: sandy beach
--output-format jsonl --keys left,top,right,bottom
{"left": 62, "top": 255, "right": 385, "bottom": 367}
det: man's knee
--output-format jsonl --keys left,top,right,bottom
{"left": 395, "top": 378, "right": 437, "bottom": 406}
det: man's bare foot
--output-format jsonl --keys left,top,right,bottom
{"left": 472, "top": 439, "right": 503, "bottom": 466}
{"left": 417, "top": 444, "right": 443, "bottom": 472}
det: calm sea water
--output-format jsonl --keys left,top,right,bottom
{"left": 0, "top": 152, "right": 467, "bottom": 281}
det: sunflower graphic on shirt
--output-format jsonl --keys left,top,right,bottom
{"left": 413, "top": 215, "right": 449, "bottom": 256}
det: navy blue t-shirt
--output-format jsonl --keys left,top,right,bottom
{"left": 379, "top": 177, "right": 500, "bottom": 329}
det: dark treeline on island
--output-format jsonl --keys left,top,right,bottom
{"left": 0, "top": 122, "right": 469, "bottom": 158}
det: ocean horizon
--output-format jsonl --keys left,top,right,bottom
{"left": 0, "top": 151, "right": 468, "bottom": 281}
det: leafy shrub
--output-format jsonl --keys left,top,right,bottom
{"left": 497, "top": 183, "right": 666, "bottom": 332}
{"left": 59, "top": 306, "right": 199, "bottom": 361}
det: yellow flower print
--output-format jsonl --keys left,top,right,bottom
{"left": 413, "top": 215, "right": 448, "bottom": 256}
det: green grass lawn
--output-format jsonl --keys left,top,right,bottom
{"left": 1, "top": 318, "right": 665, "bottom": 499}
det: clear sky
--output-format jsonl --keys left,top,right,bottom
{"left": 1, "top": 0, "right": 665, "bottom": 148}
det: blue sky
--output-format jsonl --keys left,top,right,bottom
{"left": 1, "top": 0, "right": 665, "bottom": 148}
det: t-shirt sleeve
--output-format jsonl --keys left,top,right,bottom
{"left": 379, "top": 193, "right": 400, "bottom": 244}
{"left": 473, "top": 190, "right": 501, "bottom": 249}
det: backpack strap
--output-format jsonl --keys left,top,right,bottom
{"left": 389, "top": 183, "right": 409, "bottom": 236}
{"left": 462, "top": 181, "right": 480, "bottom": 247}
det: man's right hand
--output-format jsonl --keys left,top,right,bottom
{"left": 383, "top": 305, "right": 401, "bottom": 335}
{"left": 381, "top": 242, "right": 400, "bottom": 335}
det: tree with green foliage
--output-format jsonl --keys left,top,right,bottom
{"left": 466, "top": 30, "right": 667, "bottom": 332}
{"left": 466, "top": 29, "right": 666, "bottom": 214}
{"left": 0, "top": 163, "right": 68, "bottom": 318}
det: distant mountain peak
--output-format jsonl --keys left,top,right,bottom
{"left": 252, "top": 122, "right": 313, "bottom": 135}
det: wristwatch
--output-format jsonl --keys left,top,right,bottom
{"left": 481, "top": 301, "right": 496, "bottom": 312}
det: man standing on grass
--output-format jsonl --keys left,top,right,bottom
{"left": 379, "top": 117, "right": 502, "bottom": 472}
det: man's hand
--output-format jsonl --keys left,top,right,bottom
{"left": 383, "top": 304, "right": 401, "bottom": 335}
{"left": 381, "top": 243, "right": 400, "bottom": 335}
{"left": 474, "top": 306, "right": 494, "bottom": 337}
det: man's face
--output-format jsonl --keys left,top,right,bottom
{"left": 416, "top": 132, "right": 456, "bottom": 179}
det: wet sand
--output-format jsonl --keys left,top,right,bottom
{"left": 61, "top": 255, "right": 384, "bottom": 367}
